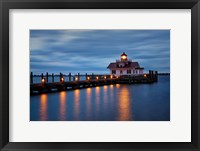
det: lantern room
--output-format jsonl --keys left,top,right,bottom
{"left": 121, "top": 52, "right": 128, "bottom": 61}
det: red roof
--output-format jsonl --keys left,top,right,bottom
{"left": 107, "top": 62, "right": 140, "bottom": 69}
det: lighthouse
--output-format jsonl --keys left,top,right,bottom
{"left": 107, "top": 52, "right": 144, "bottom": 76}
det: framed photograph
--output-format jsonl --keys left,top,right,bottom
{"left": 30, "top": 29, "right": 169, "bottom": 122}
{"left": 1, "top": 0, "right": 200, "bottom": 151}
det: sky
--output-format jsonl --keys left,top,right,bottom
{"left": 30, "top": 30, "right": 170, "bottom": 74}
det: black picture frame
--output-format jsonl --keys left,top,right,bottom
{"left": 0, "top": 0, "right": 199, "bottom": 150}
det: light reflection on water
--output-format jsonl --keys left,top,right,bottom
{"left": 74, "top": 89, "right": 80, "bottom": 120}
{"left": 86, "top": 88, "right": 92, "bottom": 118}
{"left": 31, "top": 76, "right": 170, "bottom": 121}
{"left": 103, "top": 85, "right": 108, "bottom": 112}
{"left": 59, "top": 91, "right": 66, "bottom": 121}
{"left": 95, "top": 86, "right": 100, "bottom": 114}
{"left": 118, "top": 86, "right": 131, "bottom": 121}
{"left": 39, "top": 94, "right": 48, "bottom": 121}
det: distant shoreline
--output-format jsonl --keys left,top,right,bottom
{"left": 158, "top": 73, "right": 170, "bottom": 75}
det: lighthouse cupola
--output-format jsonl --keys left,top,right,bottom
{"left": 121, "top": 52, "right": 128, "bottom": 61}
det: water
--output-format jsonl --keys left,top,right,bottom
{"left": 30, "top": 75, "right": 170, "bottom": 121}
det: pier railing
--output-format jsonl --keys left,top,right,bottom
{"left": 30, "top": 70, "right": 158, "bottom": 84}
{"left": 30, "top": 72, "right": 115, "bottom": 84}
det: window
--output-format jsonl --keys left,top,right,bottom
{"left": 127, "top": 70, "right": 131, "bottom": 74}
{"left": 120, "top": 70, "right": 123, "bottom": 74}
{"left": 112, "top": 70, "right": 116, "bottom": 74}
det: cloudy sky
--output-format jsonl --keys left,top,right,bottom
{"left": 30, "top": 30, "right": 170, "bottom": 74}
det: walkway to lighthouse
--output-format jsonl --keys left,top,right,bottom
{"left": 30, "top": 71, "right": 158, "bottom": 95}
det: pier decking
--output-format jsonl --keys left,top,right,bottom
{"left": 30, "top": 70, "right": 158, "bottom": 95}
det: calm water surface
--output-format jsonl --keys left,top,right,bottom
{"left": 30, "top": 75, "right": 170, "bottom": 121}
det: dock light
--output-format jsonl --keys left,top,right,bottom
{"left": 75, "top": 77, "right": 78, "bottom": 81}
{"left": 104, "top": 76, "right": 106, "bottom": 79}
{"left": 110, "top": 75, "right": 113, "bottom": 79}
{"left": 61, "top": 77, "right": 64, "bottom": 82}
{"left": 96, "top": 76, "right": 99, "bottom": 80}
{"left": 41, "top": 78, "right": 45, "bottom": 83}
{"left": 87, "top": 76, "right": 90, "bottom": 80}
{"left": 144, "top": 74, "right": 147, "bottom": 78}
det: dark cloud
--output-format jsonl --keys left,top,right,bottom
{"left": 30, "top": 30, "right": 170, "bottom": 74}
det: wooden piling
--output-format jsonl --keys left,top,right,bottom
{"left": 41, "top": 73, "right": 45, "bottom": 84}
{"left": 52, "top": 73, "right": 54, "bottom": 83}
{"left": 30, "top": 72, "right": 33, "bottom": 84}
{"left": 78, "top": 73, "right": 80, "bottom": 81}
{"left": 60, "top": 72, "right": 62, "bottom": 82}
{"left": 46, "top": 72, "right": 48, "bottom": 83}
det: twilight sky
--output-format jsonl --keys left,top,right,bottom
{"left": 30, "top": 30, "right": 170, "bottom": 74}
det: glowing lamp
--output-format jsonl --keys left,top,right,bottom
{"left": 121, "top": 55, "right": 127, "bottom": 60}
{"left": 121, "top": 52, "right": 128, "bottom": 61}
{"left": 41, "top": 78, "right": 45, "bottom": 83}
{"left": 144, "top": 74, "right": 147, "bottom": 78}
{"left": 61, "top": 77, "right": 64, "bottom": 82}
{"left": 96, "top": 76, "right": 99, "bottom": 80}
{"left": 110, "top": 75, "right": 113, "bottom": 79}
{"left": 87, "top": 76, "right": 90, "bottom": 80}
{"left": 75, "top": 77, "right": 78, "bottom": 81}
{"left": 104, "top": 76, "right": 106, "bottom": 79}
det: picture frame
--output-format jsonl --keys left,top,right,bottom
{"left": 0, "top": 0, "right": 199, "bottom": 150}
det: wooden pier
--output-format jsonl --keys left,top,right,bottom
{"left": 30, "top": 70, "right": 158, "bottom": 95}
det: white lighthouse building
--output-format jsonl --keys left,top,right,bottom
{"left": 107, "top": 52, "right": 144, "bottom": 76}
